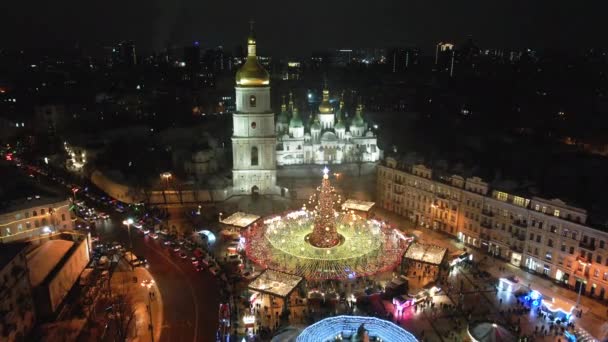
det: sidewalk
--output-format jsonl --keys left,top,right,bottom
{"left": 111, "top": 265, "right": 164, "bottom": 342}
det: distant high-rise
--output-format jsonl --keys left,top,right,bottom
{"left": 184, "top": 42, "right": 201, "bottom": 71}
{"left": 112, "top": 41, "right": 137, "bottom": 67}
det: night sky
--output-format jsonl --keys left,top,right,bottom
{"left": 1, "top": 0, "right": 606, "bottom": 56}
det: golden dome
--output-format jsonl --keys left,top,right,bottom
{"left": 318, "top": 86, "right": 333, "bottom": 114}
{"left": 236, "top": 57, "right": 269, "bottom": 86}
{"left": 235, "top": 23, "right": 269, "bottom": 87}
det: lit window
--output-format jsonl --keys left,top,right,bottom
{"left": 513, "top": 196, "right": 525, "bottom": 207}
{"left": 496, "top": 192, "right": 508, "bottom": 201}
{"left": 554, "top": 209, "right": 560, "bottom": 217}
{"left": 249, "top": 95, "right": 256, "bottom": 107}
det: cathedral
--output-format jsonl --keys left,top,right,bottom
{"left": 231, "top": 24, "right": 381, "bottom": 195}
{"left": 275, "top": 85, "right": 382, "bottom": 165}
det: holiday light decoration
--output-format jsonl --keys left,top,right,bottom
{"left": 244, "top": 168, "right": 408, "bottom": 280}
{"left": 309, "top": 166, "right": 341, "bottom": 248}
{"left": 296, "top": 315, "right": 418, "bottom": 342}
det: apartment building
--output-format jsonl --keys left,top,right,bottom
{"left": 377, "top": 157, "right": 608, "bottom": 300}
{"left": 0, "top": 197, "right": 73, "bottom": 244}
{"left": 0, "top": 242, "right": 35, "bottom": 341}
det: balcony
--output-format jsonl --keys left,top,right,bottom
{"left": 510, "top": 245, "right": 524, "bottom": 253}
{"left": 513, "top": 234, "right": 526, "bottom": 241}
{"left": 513, "top": 220, "right": 528, "bottom": 228}
{"left": 480, "top": 221, "right": 492, "bottom": 229}
{"left": 481, "top": 209, "right": 494, "bottom": 217}
{"left": 579, "top": 241, "right": 596, "bottom": 251}
{"left": 480, "top": 233, "right": 490, "bottom": 240}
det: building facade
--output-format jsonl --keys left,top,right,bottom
{"left": 378, "top": 157, "right": 608, "bottom": 300}
{"left": 275, "top": 86, "right": 382, "bottom": 166}
{"left": 231, "top": 26, "right": 278, "bottom": 195}
{"left": 0, "top": 198, "right": 73, "bottom": 244}
{"left": 0, "top": 242, "right": 35, "bottom": 341}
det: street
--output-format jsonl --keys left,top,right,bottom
{"left": 32, "top": 168, "right": 221, "bottom": 342}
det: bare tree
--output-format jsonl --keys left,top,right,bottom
{"left": 108, "top": 275, "right": 136, "bottom": 342}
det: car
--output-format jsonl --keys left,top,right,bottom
{"left": 142, "top": 229, "right": 150, "bottom": 235}
{"left": 195, "top": 264, "right": 204, "bottom": 272}
{"left": 209, "top": 266, "right": 219, "bottom": 276}
{"left": 173, "top": 247, "right": 181, "bottom": 253}
{"left": 163, "top": 240, "right": 172, "bottom": 246}
{"left": 178, "top": 252, "right": 188, "bottom": 259}
{"left": 115, "top": 208, "right": 124, "bottom": 213}
{"left": 191, "top": 257, "right": 199, "bottom": 265}
{"left": 150, "top": 233, "right": 159, "bottom": 239}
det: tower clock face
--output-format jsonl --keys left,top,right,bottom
{"left": 251, "top": 122, "right": 257, "bottom": 129}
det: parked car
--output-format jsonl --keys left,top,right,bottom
{"left": 209, "top": 266, "right": 219, "bottom": 276}
{"left": 179, "top": 252, "right": 188, "bottom": 259}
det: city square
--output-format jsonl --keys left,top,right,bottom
{"left": 2, "top": 4, "right": 608, "bottom": 342}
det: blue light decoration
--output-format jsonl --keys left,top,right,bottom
{"left": 296, "top": 315, "right": 419, "bottom": 342}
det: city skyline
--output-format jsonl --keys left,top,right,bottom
{"left": 1, "top": 0, "right": 607, "bottom": 55}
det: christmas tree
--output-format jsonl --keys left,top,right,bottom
{"left": 309, "top": 167, "right": 341, "bottom": 248}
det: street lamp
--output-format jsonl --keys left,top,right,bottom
{"left": 160, "top": 172, "right": 172, "bottom": 188}
{"left": 140, "top": 279, "right": 156, "bottom": 342}
{"left": 576, "top": 260, "right": 589, "bottom": 308}
{"left": 123, "top": 218, "right": 134, "bottom": 268}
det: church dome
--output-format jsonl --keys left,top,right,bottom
{"left": 311, "top": 116, "right": 321, "bottom": 130}
{"left": 289, "top": 106, "right": 303, "bottom": 128}
{"left": 235, "top": 27, "right": 269, "bottom": 87}
{"left": 236, "top": 58, "right": 269, "bottom": 87}
{"left": 352, "top": 103, "right": 365, "bottom": 127}
{"left": 318, "top": 84, "right": 333, "bottom": 114}
{"left": 321, "top": 131, "right": 338, "bottom": 141}
{"left": 278, "top": 96, "right": 291, "bottom": 124}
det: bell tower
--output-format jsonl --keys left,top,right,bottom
{"left": 232, "top": 22, "right": 278, "bottom": 195}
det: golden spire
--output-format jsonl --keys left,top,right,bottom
{"left": 236, "top": 20, "right": 269, "bottom": 87}
{"left": 318, "top": 80, "right": 333, "bottom": 114}
{"left": 288, "top": 91, "right": 294, "bottom": 111}
{"left": 281, "top": 95, "right": 287, "bottom": 112}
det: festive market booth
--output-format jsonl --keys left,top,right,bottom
{"left": 467, "top": 322, "right": 516, "bottom": 342}
{"left": 403, "top": 242, "right": 447, "bottom": 266}
{"left": 220, "top": 212, "right": 260, "bottom": 254}
{"left": 247, "top": 269, "right": 304, "bottom": 332}
{"left": 402, "top": 242, "right": 447, "bottom": 286}
{"left": 341, "top": 199, "right": 375, "bottom": 219}
{"left": 221, "top": 211, "right": 260, "bottom": 231}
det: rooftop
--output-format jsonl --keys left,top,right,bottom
{"left": 403, "top": 242, "right": 447, "bottom": 265}
{"left": 221, "top": 211, "right": 261, "bottom": 228}
{"left": 27, "top": 239, "right": 74, "bottom": 287}
{"left": 0, "top": 241, "right": 29, "bottom": 270}
{"left": 342, "top": 199, "right": 375, "bottom": 212}
{"left": 248, "top": 269, "right": 303, "bottom": 298}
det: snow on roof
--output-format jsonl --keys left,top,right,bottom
{"left": 221, "top": 212, "right": 260, "bottom": 228}
{"left": 28, "top": 240, "right": 74, "bottom": 287}
{"left": 248, "top": 269, "right": 303, "bottom": 298}
{"left": 403, "top": 242, "right": 447, "bottom": 265}
{"left": 342, "top": 199, "right": 375, "bottom": 212}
